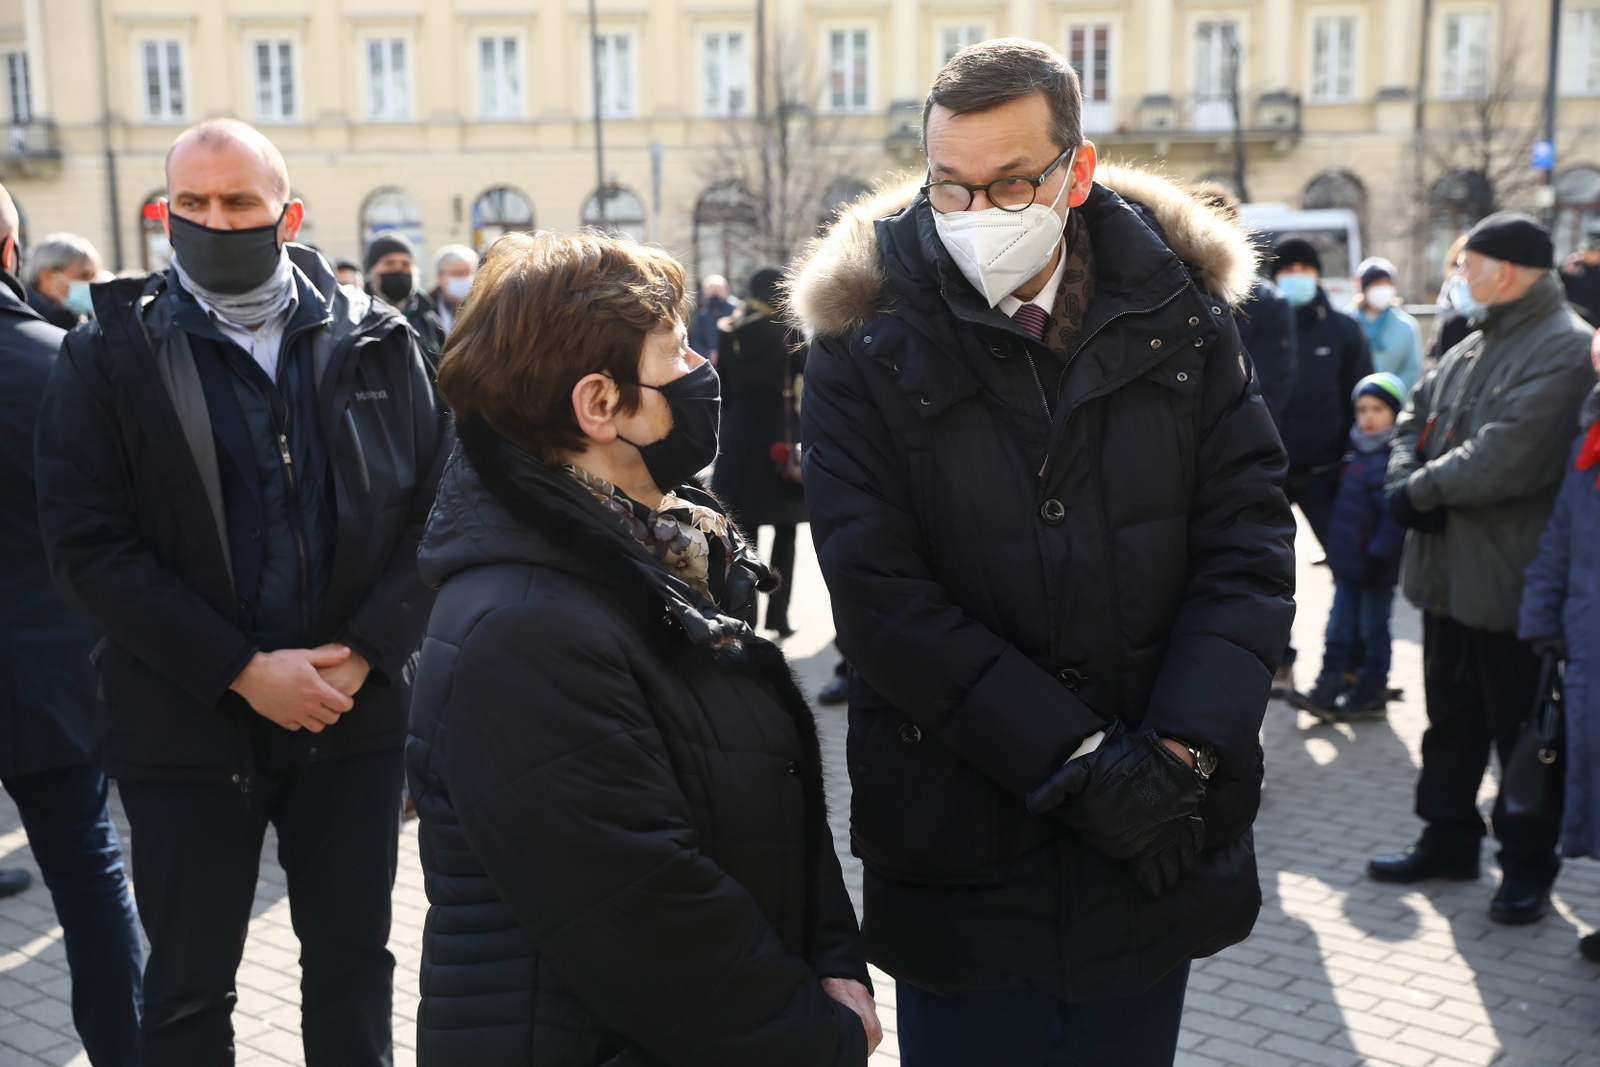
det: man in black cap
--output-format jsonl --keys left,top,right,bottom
{"left": 1270, "top": 237, "right": 1372, "bottom": 694}
{"left": 1372, "top": 212, "right": 1597, "bottom": 925}
{"left": 365, "top": 230, "right": 445, "bottom": 370}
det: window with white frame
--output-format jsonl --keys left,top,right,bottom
{"left": 594, "top": 34, "right": 634, "bottom": 118}
{"left": 826, "top": 29, "right": 870, "bottom": 114}
{"left": 479, "top": 36, "right": 521, "bottom": 120}
{"left": 1192, "top": 21, "right": 1239, "bottom": 131}
{"left": 1562, "top": 6, "right": 1600, "bottom": 95}
{"left": 1311, "top": 16, "right": 1357, "bottom": 102}
{"left": 142, "top": 40, "right": 185, "bottom": 122}
{"left": 941, "top": 26, "right": 984, "bottom": 65}
{"left": 1440, "top": 11, "right": 1490, "bottom": 99}
{"left": 366, "top": 38, "right": 410, "bottom": 122}
{"left": 703, "top": 32, "right": 747, "bottom": 117}
{"left": 253, "top": 40, "right": 295, "bottom": 123}
{"left": 1067, "top": 24, "right": 1112, "bottom": 133}
{"left": 5, "top": 52, "right": 29, "bottom": 124}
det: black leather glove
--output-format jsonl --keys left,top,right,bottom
{"left": 1129, "top": 814, "right": 1206, "bottom": 899}
{"left": 1385, "top": 479, "right": 1447, "bottom": 532}
{"left": 1026, "top": 720, "right": 1205, "bottom": 860}
{"left": 1529, "top": 635, "right": 1567, "bottom": 662}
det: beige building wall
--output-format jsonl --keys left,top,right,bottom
{"left": 0, "top": 0, "right": 1593, "bottom": 294}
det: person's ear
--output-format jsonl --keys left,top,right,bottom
{"left": 281, "top": 200, "right": 306, "bottom": 243}
{"left": 1067, "top": 142, "right": 1097, "bottom": 209}
{"left": 571, "top": 373, "right": 621, "bottom": 443}
{"left": 157, "top": 197, "right": 171, "bottom": 240}
{"left": 2, "top": 236, "right": 18, "bottom": 277}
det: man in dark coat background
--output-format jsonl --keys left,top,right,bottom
{"left": 790, "top": 39, "right": 1295, "bottom": 1067}
{"left": 33, "top": 120, "right": 450, "bottom": 1065}
{"left": 0, "top": 182, "right": 144, "bottom": 1067}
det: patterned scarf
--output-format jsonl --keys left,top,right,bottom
{"left": 1042, "top": 210, "right": 1096, "bottom": 359}
{"left": 565, "top": 465, "right": 734, "bottom": 601}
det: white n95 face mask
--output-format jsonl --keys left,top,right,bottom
{"left": 933, "top": 150, "right": 1075, "bottom": 308}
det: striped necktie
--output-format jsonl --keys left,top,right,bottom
{"left": 1012, "top": 302, "right": 1048, "bottom": 341}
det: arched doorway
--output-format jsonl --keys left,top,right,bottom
{"left": 1302, "top": 168, "right": 1369, "bottom": 245}
{"left": 582, "top": 185, "right": 646, "bottom": 243}
{"left": 471, "top": 186, "right": 535, "bottom": 252}
{"left": 360, "top": 187, "right": 425, "bottom": 261}
{"left": 140, "top": 192, "right": 171, "bottom": 271}
{"left": 693, "top": 181, "right": 758, "bottom": 291}
{"left": 1426, "top": 168, "right": 1493, "bottom": 292}
{"left": 1553, "top": 165, "right": 1600, "bottom": 263}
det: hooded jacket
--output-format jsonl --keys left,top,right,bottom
{"left": 407, "top": 426, "right": 868, "bottom": 1066}
{"left": 34, "top": 245, "right": 450, "bottom": 783}
{"left": 1391, "top": 272, "right": 1596, "bottom": 633}
{"left": 788, "top": 167, "right": 1296, "bottom": 1000}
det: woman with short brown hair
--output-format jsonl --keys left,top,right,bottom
{"left": 408, "top": 230, "right": 878, "bottom": 1065}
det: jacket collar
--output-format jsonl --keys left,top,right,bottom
{"left": 1480, "top": 271, "right": 1566, "bottom": 337}
{"left": 166, "top": 257, "right": 333, "bottom": 354}
{"left": 0, "top": 269, "right": 45, "bottom": 323}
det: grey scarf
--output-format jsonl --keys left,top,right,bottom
{"left": 170, "top": 250, "right": 296, "bottom": 328}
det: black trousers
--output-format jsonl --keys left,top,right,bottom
{"left": 1283, "top": 466, "right": 1342, "bottom": 668}
{"left": 765, "top": 523, "right": 798, "bottom": 630}
{"left": 119, "top": 746, "right": 404, "bottom": 1066}
{"left": 1416, "top": 613, "right": 1562, "bottom": 884}
{"left": 897, "top": 961, "right": 1190, "bottom": 1067}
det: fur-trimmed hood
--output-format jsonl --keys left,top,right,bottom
{"left": 786, "top": 165, "right": 1259, "bottom": 339}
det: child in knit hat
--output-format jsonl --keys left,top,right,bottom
{"left": 1290, "top": 373, "right": 1409, "bottom": 721}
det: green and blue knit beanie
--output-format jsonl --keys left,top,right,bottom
{"left": 1352, "top": 372, "right": 1406, "bottom": 414}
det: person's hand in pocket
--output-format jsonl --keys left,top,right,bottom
{"left": 823, "top": 977, "right": 883, "bottom": 1055}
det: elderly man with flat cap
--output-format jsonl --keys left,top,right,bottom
{"left": 1372, "top": 213, "right": 1598, "bottom": 924}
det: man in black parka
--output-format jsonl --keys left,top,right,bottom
{"left": 33, "top": 120, "right": 449, "bottom": 1065}
{"left": 789, "top": 41, "right": 1294, "bottom": 1066}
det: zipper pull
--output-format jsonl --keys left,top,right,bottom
{"left": 278, "top": 434, "right": 293, "bottom": 468}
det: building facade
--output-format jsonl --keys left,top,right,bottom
{"left": 0, "top": 0, "right": 1593, "bottom": 296}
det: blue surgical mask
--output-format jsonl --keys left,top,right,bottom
{"left": 63, "top": 279, "right": 94, "bottom": 318}
{"left": 1277, "top": 273, "right": 1318, "bottom": 308}
{"left": 1447, "top": 267, "right": 1499, "bottom": 323}
{"left": 444, "top": 275, "right": 472, "bottom": 301}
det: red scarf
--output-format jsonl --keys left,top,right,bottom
{"left": 1579, "top": 420, "right": 1600, "bottom": 488}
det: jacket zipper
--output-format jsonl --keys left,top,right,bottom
{"left": 276, "top": 418, "right": 314, "bottom": 642}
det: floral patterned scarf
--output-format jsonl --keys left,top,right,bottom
{"left": 566, "top": 465, "right": 735, "bottom": 602}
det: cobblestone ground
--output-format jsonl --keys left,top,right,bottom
{"left": 0, "top": 518, "right": 1596, "bottom": 1066}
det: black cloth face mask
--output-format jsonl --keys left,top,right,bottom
{"left": 616, "top": 361, "right": 722, "bottom": 491}
{"left": 377, "top": 270, "right": 414, "bottom": 305}
{"left": 166, "top": 206, "right": 287, "bottom": 294}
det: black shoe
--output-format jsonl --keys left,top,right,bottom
{"left": 1287, "top": 680, "right": 1342, "bottom": 721}
{"left": 1489, "top": 879, "right": 1551, "bottom": 924}
{"left": 1581, "top": 931, "right": 1600, "bottom": 962}
{"left": 0, "top": 869, "right": 31, "bottom": 898}
{"left": 767, "top": 623, "right": 796, "bottom": 640}
{"left": 1336, "top": 688, "right": 1388, "bottom": 721}
{"left": 1368, "top": 843, "right": 1480, "bottom": 883}
{"left": 816, "top": 673, "right": 848, "bottom": 706}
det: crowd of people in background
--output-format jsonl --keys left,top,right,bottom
{"left": 0, "top": 33, "right": 1598, "bottom": 1067}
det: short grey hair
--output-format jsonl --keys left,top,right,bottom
{"left": 922, "top": 38, "right": 1083, "bottom": 155}
{"left": 433, "top": 243, "right": 478, "bottom": 274}
{"left": 25, "top": 233, "right": 101, "bottom": 288}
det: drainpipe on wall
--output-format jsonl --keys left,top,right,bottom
{"left": 93, "top": 0, "right": 123, "bottom": 271}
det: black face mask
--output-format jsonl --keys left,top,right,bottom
{"left": 167, "top": 207, "right": 286, "bottom": 294}
{"left": 376, "top": 269, "right": 414, "bottom": 305}
{"left": 617, "top": 361, "right": 722, "bottom": 491}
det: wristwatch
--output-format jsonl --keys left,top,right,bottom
{"left": 1182, "top": 742, "right": 1218, "bottom": 781}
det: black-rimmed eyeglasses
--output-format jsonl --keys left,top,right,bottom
{"left": 921, "top": 148, "right": 1074, "bottom": 214}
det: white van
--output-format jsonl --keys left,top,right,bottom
{"left": 1236, "top": 204, "right": 1364, "bottom": 310}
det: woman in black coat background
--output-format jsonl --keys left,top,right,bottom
{"left": 711, "top": 267, "right": 808, "bottom": 638}
{"left": 406, "top": 231, "right": 877, "bottom": 1066}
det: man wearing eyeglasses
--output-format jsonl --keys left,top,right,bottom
{"left": 790, "top": 39, "right": 1294, "bottom": 1066}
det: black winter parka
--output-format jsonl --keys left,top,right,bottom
{"left": 34, "top": 247, "right": 449, "bottom": 783}
{"left": 1278, "top": 287, "right": 1373, "bottom": 473}
{"left": 406, "top": 425, "right": 869, "bottom": 1066}
{"left": 788, "top": 167, "right": 1297, "bottom": 1001}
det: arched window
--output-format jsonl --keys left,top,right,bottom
{"left": 1302, "top": 168, "right": 1368, "bottom": 246}
{"left": 1426, "top": 168, "right": 1493, "bottom": 292}
{"left": 694, "top": 181, "right": 759, "bottom": 292}
{"left": 1554, "top": 166, "right": 1600, "bottom": 263}
{"left": 471, "top": 185, "right": 535, "bottom": 252}
{"left": 140, "top": 192, "right": 171, "bottom": 271}
{"left": 582, "top": 185, "right": 646, "bottom": 243}
{"left": 360, "top": 187, "right": 425, "bottom": 262}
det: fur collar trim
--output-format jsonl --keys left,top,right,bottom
{"left": 784, "top": 165, "right": 1260, "bottom": 338}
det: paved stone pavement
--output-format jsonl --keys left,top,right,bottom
{"left": 1, "top": 519, "right": 1596, "bottom": 1066}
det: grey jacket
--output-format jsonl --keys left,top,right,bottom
{"left": 1390, "top": 272, "right": 1597, "bottom": 632}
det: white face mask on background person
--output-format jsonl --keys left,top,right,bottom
{"left": 933, "top": 150, "right": 1075, "bottom": 308}
{"left": 1364, "top": 283, "right": 1396, "bottom": 310}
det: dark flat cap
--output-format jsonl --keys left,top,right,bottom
{"left": 1464, "top": 212, "right": 1553, "bottom": 269}
{"left": 1271, "top": 237, "right": 1322, "bottom": 276}
{"left": 364, "top": 230, "right": 416, "bottom": 272}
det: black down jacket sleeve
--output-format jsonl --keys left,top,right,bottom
{"left": 35, "top": 329, "right": 258, "bottom": 705}
{"left": 332, "top": 331, "right": 451, "bottom": 686}
{"left": 445, "top": 598, "right": 867, "bottom": 1067}
{"left": 1137, "top": 316, "right": 1296, "bottom": 788}
{"left": 802, "top": 335, "right": 1108, "bottom": 799}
